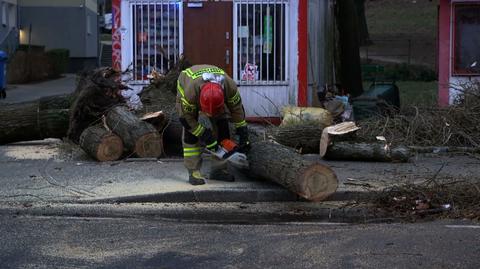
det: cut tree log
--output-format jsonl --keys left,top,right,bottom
{"left": 106, "top": 106, "right": 163, "bottom": 158}
{"left": 79, "top": 125, "right": 123, "bottom": 161}
{"left": 0, "top": 94, "right": 71, "bottom": 144}
{"left": 324, "top": 141, "right": 410, "bottom": 162}
{"left": 247, "top": 141, "right": 338, "bottom": 201}
{"left": 268, "top": 123, "right": 328, "bottom": 154}
{"left": 319, "top": 121, "right": 360, "bottom": 157}
{"left": 319, "top": 121, "right": 410, "bottom": 162}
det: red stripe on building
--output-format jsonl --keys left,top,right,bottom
{"left": 438, "top": 0, "right": 451, "bottom": 106}
{"left": 297, "top": 0, "right": 308, "bottom": 107}
{"left": 112, "top": 0, "right": 122, "bottom": 71}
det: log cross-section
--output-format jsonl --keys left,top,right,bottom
{"left": 79, "top": 125, "right": 123, "bottom": 161}
{"left": 247, "top": 141, "right": 338, "bottom": 201}
{"left": 106, "top": 106, "right": 163, "bottom": 158}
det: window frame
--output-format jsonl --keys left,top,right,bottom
{"left": 233, "top": 1, "right": 289, "bottom": 85}
{"left": 452, "top": 3, "right": 480, "bottom": 76}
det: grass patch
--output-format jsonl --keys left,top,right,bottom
{"left": 365, "top": 0, "right": 438, "bottom": 37}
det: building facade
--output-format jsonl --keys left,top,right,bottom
{"left": 438, "top": 0, "right": 480, "bottom": 106}
{"left": 18, "top": 0, "right": 99, "bottom": 71}
{"left": 0, "top": 0, "right": 18, "bottom": 55}
{"left": 112, "top": 0, "right": 334, "bottom": 119}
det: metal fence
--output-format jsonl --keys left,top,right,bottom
{"left": 131, "top": 0, "right": 181, "bottom": 81}
{"left": 234, "top": 0, "right": 288, "bottom": 84}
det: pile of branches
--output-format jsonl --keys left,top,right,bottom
{"left": 356, "top": 81, "right": 480, "bottom": 147}
{"left": 371, "top": 179, "right": 480, "bottom": 221}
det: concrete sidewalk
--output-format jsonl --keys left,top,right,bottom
{"left": 0, "top": 74, "right": 76, "bottom": 104}
{"left": 1, "top": 139, "right": 479, "bottom": 205}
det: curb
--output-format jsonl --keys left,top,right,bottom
{"left": 77, "top": 188, "right": 299, "bottom": 204}
{"left": 76, "top": 189, "right": 376, "bottom": 205}
{"left": 0, "top": 202, "right": 387, "bottom": 224}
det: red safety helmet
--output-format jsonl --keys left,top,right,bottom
{"left": 200, "top": 82, "right": 225, "bottom": 116}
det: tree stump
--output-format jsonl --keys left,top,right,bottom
{"left": 247, "top": 141, "right": 338, "bottom": 201}
{"left": 106, "top": 106, "right": 163, "bottom": 158}
{"left": 79, "top": 125, "right": 123, "bottom": 161}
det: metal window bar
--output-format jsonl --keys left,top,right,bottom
{"left": 140, "top": 1, "right": 144, "bottom": 80}
{"left": 132, "top": 0, "right": 181, "bottom": 83}
{"left": 235, "top": 0, "right": 287, "bottom": 85}
{"left": 238, "top": 0, "right": 242, "bottom": 80}
{"left": 147, "top": 1, "right": 150, "bottom": 74}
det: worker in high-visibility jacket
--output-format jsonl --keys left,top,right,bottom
{"left": 176, "top": 64, "right": 250, "bottom": 185}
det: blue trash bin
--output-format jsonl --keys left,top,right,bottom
{"left": 0, "top": 50, "right": 7, "bottom": 99}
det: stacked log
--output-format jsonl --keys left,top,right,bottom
{"left": 268, "top": 123, "right": 327, "bottom": 154}
{"left": 106, "top": 106, "right": 163, "bottom": 158}
{"left": 79, "top": 125, "right": 123, "bottom": 161}
{"left": 248, "top": 141, "right": 338, "bottom": 201}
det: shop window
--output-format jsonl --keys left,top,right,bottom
{"left": 235, "top": 1, "right": 288, "bottom": 84}
{"left": 132, "top": 1, "right": 180, "bottom": 81}
{"left": 453, "top": 4, "right": 480, "bottom": 75}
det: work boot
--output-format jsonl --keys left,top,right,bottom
{"left": 189, "top": 170, "right": 206, "bottom": 186}
{"left": 209, "top": 169, "right": 235, "bottom": 182}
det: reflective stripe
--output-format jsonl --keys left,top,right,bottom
{"left": 191, "top": 124, "right": 205, "bottom": 137}
{"left": 183, "top": 146, "right": 202, "bottom": 157}
{"left": 184, "top": 67, "right": 225, "bottom": 80}
{"left": 184, "top": 152, "right": 202, "bottom": 157}
{"left": 228, "top": 91, "right": 241, "bottom": 105}
{"left": 234, "top": 120, "right": 248, "bottom": 128}
{"left": 206, "top": 141, "right": 218, "bottom": 149}
{"left": 177, "top": 81, "right": 196, "bottom": 112}
{"left": 183, "top": 147, "right": 202, "bottom": 153}
{"left": 177, "top": 80, "right": 186, "bottom": 97}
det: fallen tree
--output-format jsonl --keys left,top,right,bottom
{"left": 247, "top": 141, "right": 338, "bottom": 201}
{"left": 0, "top": 94, "right": 71, "bottom": 144}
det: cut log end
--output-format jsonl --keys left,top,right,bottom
{"left": 298, "top": 164, "right": 338, "bottom": 202}
{"left": 96, "top": 134, "right": 124, "bottom": 162}
{"left": 134, "top": 133, "right": 163, "bottom": 158}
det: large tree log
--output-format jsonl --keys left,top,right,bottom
{"left": 79, "top": 125, "right": 124, "bottom": 161}
{"left": 0, "top": 94, "right": 71, "bottom": 144}
{"left": 247, "top": 141, "right": 338, "bottom": 201}
{"left": 106, "top": 106, "right": 163, "bottom": 158}
{"left": 324, "top": 141, "right": 410, "bottom": 162}
{"left": 268, "top": 123, "right": 327, "bottom": 154}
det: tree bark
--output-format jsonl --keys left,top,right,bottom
{"left": 247, "top": 141, "right": 338, "bottom": 201}
{"left": 106, "top": 106, "right": 163, "bottom": 158}
{"left": 79, "top": 125, "right": 124, "bottom": 161}
{"left": 324, "top": 141, "right": 410, "bottom": 162}
{"left": 0, "top": 94, "right": 71, "bottom": 144}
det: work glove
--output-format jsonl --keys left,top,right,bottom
{"left": 236, "top": 126, "right": 250, "bottom": 154}
{"left": 199, "top": 128, "right": 218, "bottom": 151}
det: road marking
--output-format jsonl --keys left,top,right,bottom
{"left": 445, "top": 225, "right": 480, "bottom": 229}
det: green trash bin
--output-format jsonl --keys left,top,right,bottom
{"left": 352, "top": 82, "right": 400, "bottom": 121}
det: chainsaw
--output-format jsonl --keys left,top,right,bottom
{"left": 207, "top": 139, "right": 249, "bottom": 170}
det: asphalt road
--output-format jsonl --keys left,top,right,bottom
{"left": 1, "top": 214, "right": 479, "bottom": 269}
